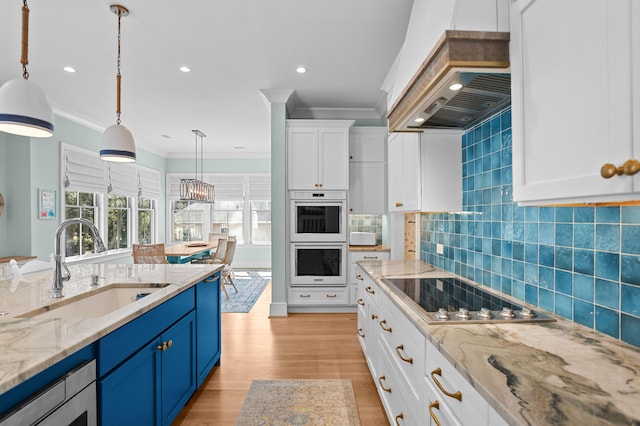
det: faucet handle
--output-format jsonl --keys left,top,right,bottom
{"left": 61, "top": 261, "right": 71, "bottom": 282}
{"left": 90, "top": 274, "right": 104, "bottom": 286}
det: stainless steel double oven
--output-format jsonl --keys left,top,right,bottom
{"left": 290, "top": 191, "right": 347, "bottom": 286}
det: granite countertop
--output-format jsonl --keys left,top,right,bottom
{"left": 349, "top": 244, "right": 390, "bottom": 252}
{"left": 0, "top": 263, "right": 222, "bottom": 394}
{"left": 357, "top": 260, "right": 640, "bottom": 426}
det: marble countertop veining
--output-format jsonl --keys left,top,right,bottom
{"left": 0, "top": 263, "right": 222, "bottom": 394}
{"left": 357, "top": 259, "right": 640, "bottom": 426}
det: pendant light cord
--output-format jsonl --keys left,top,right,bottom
{"left": 115, "top": 8, "right": 123, "bottom": 124}
{"left": 21, "top": 0, "right": 30, "bottom": 79}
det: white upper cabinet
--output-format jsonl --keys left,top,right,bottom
{"left": 421, "top": 130, "right": 462, "bottom": 212}
{"left": 511, "top": 0, "right": 640, "bottom": 204}
{"left": 388, "top": 132, "right": 422, "bottom": 212}
{"left": 349, "top": 127, "right": 387, "bottom": 214}
{"left": 286, "top": 120, "right": 353, "bottom": 191}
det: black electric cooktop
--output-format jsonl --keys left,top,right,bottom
{"left": 383, "top": 277, "right": 556, "bottom": 324}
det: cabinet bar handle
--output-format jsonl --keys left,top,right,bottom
{"left": 601, "top": 159, "right": 640, "bottom": 178}
{"left": 299, "top": 294, "right": 311, "bottom": 298}
{"left": 430, "top": 368, "right": 462, "bottom": 401}
{"left": 395, "top": 202, "right": 403, "bottom": 207}
{"left": 326, "top": 294, "right": 337, "bottom": 298}
{"left": 379, "top": 319, "right": 392, "bottom": 332}
{"left": 395, "top": 344, "right": 413, "bottom": 364}
{"left": 357, "top": 298, "right": 365, "bottom": 306}
{"left": 371, "top": 314, "right": 378, "bottom": 320}
{"left": 428, "top": 401, "right": 442, "bottom": 426}
{"left": 356, "top": 274, "right": 364, "bottom": 281}
{"left": 357, "top": 328, "right": 365, "bottom": 338}
{"left": 205, "top": 276, "right": 218, "bottom": 283}
{"left": 365, "top": 286, "right": 375, "bottom": 294}
{"left": 378, "top": 375, "right": 391, "bottom": 393}
{"left": 394, "top": 413, "right": 404, "bottom": 426}
{"left": 363, "top": 256, "right": 378, "bottom": 259}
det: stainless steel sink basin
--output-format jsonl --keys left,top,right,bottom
{"left": 17, "top": 283, "right": 170, "bottom": 319}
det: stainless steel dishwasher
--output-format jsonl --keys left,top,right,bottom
{"left": 0, "top": 360, "right": 97, "bottom": 426}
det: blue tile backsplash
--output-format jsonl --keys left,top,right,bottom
{"left": 420, "top": 107, "right": 640, "bottom": 348}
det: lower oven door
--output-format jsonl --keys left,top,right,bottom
{"left": 290, "top": 243, "right": 347, "bottom": 286}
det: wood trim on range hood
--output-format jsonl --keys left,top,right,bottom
{"left": 387, "top": 30, "right": 510, "bottom": 133}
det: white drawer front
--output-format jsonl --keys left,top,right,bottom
{"left": 425, "top": 340, "right": 489, "bottom": 426}
{"left": 351, "top": 251, "right": 390, "bottom": 263}
{"left": 288, "top": 287, "right": 348, "bottom": 305}
{"left": 378, "top": 296, "right": 426, "bottom": 406}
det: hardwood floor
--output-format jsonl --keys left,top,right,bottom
{"left": 173, "top": 281, "right": 388, "bottom": 425}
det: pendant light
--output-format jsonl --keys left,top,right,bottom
{"left": 0, "top": 0, "right": 54, "bottom": 138}
{"left": 100, "top": 4, "right": 136, "bottom": 163}
{"left": 179, "top": 130, "right": 215, "bottom": 203}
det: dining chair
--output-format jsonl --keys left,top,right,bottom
{"left": 212, "top": 239, "right": 237, "bottom": 299}
{"left": 132, "top": 243, "right": 168, "bottom": 264}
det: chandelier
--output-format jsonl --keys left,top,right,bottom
{"left": 180, "top": 130, "right": 215, "bottom": 203}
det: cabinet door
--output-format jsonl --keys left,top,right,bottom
{"left": 511, "top": 0, "right": 634, "bottom": 204}
{"left": 287, "top": 128, "right": 319, "bottom": 190}
{"left": 318, "top": 128, "right": 349, "bottom": 190}
{"left": 161, "top": 311, "right": 197, "bottom": 426}
{"left": 196, "top": 274, "right": 221, "bottom": 387}
{"left": 388, "top": 133, "right": 421, "bottom": 212}
{"left": 349, "top": 127, "right": 386, "bottom": 162}
{"left": 99, "top": 339, "right": 162, "bottom": 425}
{"left": 349, "top": 162, "right": 386, "bottom": 214}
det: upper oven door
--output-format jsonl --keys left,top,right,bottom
{"left": 290, "top": 197, "right": 347, "bottom": 242}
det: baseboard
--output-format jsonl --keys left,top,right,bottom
{"left": 287, "top": 306, "right": 357, "bottom": 314}
{"left": 269, "top": 302, "right": 288, "bottom": 317}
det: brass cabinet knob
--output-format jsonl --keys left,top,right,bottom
{"left": 601, "top": 159, "right": 640, "bottom": 178}
{"left": 395, "top": 202, "right": 403, "bottom": 207}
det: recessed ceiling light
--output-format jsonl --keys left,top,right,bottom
{"left": 233, "top": 146, "right": 245, "bottom": 150}
{"left": 414, "top": 117, "right": 425, "bottom": 123}
{"left": 296, "top": 66, "right": 306, "bottom": 74}
{"left": 179, "top": 66, "right": 191, "bottom": 73}
{"left": 449, "top": 83, "right": 463, "bottom": 91}
{"left": 63, "top": 66, "right": 76, "bottom": 73}
{"left": 160, "top": 134, "right": 172, "bottom": 139}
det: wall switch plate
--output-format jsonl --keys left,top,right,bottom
{"left": 436, "top": 243, "right": 444, "bottom": 255}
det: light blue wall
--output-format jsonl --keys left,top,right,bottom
{"left": 0, "top": 115, "right": 168, "bottom": 260}
{"left": 420, "top": 108, "right": 640, "bottom": 348}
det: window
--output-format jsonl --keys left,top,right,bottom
{"left": 64, "top": 191, "right": 98, "bottom": 257}
{"left": 107, "top": 195, "right": 130, "bottom": 250}
{"left": 167, "top": 173, "right": 271, "bottom": 245}
{"left": 173, "top": 201, "right": 205, "bottom": 242}
{"left": 137, "top": 198, "right": 155, "bottom": 244}
{"left": 211, "top": 200, "right": 245, "bottom": 243}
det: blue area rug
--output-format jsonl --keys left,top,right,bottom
{"left": 221, "top": 270, "right": 270, "bottom": 313}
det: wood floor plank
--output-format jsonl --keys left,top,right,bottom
{"left": 173, "top": 281, "right": 387, "bottom": 425}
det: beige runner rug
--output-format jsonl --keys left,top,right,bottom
{"left": 235, "top": 379, "right": 361, "bottom": 425}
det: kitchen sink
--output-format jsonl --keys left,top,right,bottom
{"left": 17, "top": 283, "right": 171, "bottom": 319}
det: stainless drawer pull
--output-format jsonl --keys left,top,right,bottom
{"left": 431, "top": 368, "right": 462, "bottom": 401}
{"left": 365, "top": 286, "right": 375, "bottom": 294}
{"left": 378, "top": 375, "right": 391, "bottom": 393}
{"left": 363, "top": 256, "right": 378, "bottom": 259}
{"left": 356, "top": 274, "right": 364, "bottom": 281}
{"left": 379, "top": 319, "right": 392, "bottom": 333}
{"left": 395, "top": 344, "right": 413, "bottom": 364}
{"left": 428, "top": 401, "right": 441, "bottom": 426}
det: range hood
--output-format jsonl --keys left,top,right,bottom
{"left": 387, "top": 31, "right": 510, "bottom": 132}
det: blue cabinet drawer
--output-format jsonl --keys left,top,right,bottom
{"left": 97, "top": 287, "right": 195, "bottom": 377}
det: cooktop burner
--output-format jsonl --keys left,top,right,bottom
{"left": 383, "top": 277, "right": 556, "bottom": 324}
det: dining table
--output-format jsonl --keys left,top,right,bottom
{"left": 164, "top": 242, "right": 217, "bottom": 264}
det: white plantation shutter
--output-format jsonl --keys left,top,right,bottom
{"left": 63, "top": 147, "right": 107, "bottom": 193}
{"left": 138, "top": 167, "right": 161, "bottom": 199}
{"left": 208, "top": 175, "right": 244, "bottom": 200}
{"left": 106, "top": 163, "right": 138, "bottom": 197}
{"left": 166, "top": 174, "right": 182, "bottom": 198}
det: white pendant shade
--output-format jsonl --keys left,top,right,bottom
{"left": 0, "top": 78, "right": 54, "bottom": 138}
{"left": 100, "top": 123, "right": 136, "bottom": 162}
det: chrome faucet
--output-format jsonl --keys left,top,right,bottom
{"left": 52, "top": 218, "right": 107, "bottom": 298}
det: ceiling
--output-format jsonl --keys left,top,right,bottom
{"left": 0, "top": 0, "right": 413, "bottom": 158}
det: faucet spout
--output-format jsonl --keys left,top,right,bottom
{"left": 52, "top": 218, "right": 107, "bottom": 298}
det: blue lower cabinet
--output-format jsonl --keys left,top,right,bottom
{"left": 196, "top": 272, "right": 222, "bottom": 387}
{"left": 162, "top": 311, "right": 197, "bottom": 425}
{"left": 99, "top": 311, "right": 197, "bottom": 426}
